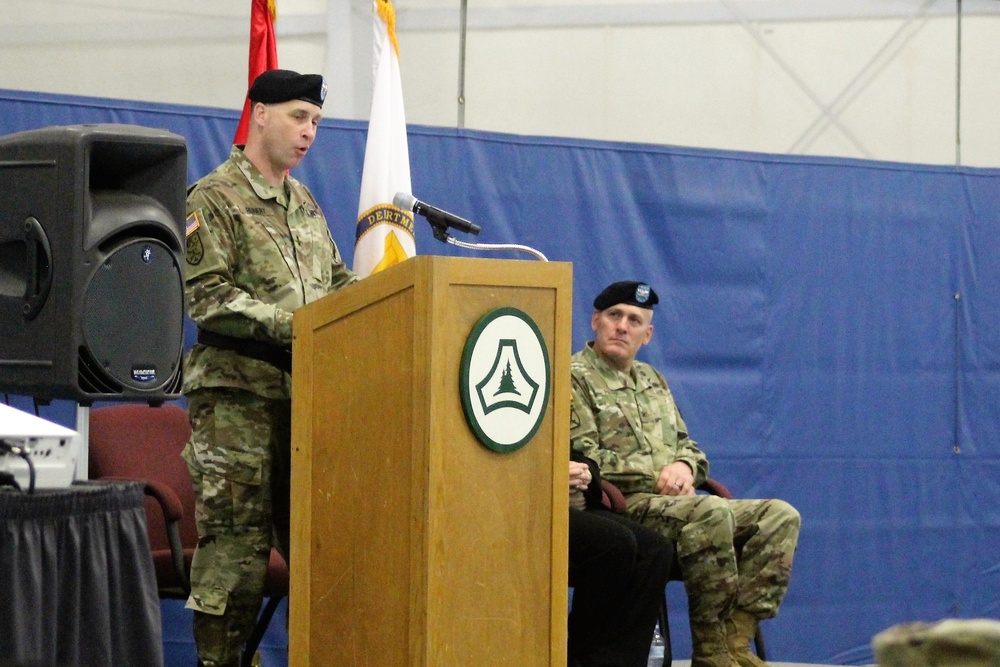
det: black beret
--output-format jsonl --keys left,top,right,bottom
{"left": 248, "top": 69, "right": 327, "bottom": 108}
{"left": 593, "top": 281, "right": 659, "bottom": 311}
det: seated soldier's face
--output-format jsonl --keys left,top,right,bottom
{"left": 591, "top": 303, "right": 653, "bottom": 370}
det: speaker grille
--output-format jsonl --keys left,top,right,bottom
{"left": 81, "top": 238, "right": 184, "bottom": 397}
{"left": 78, "top": 345, "right": 124, "bottom": 394}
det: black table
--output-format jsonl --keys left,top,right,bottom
{"left": 0, "top": 480, "right": 163, "bottom": 666}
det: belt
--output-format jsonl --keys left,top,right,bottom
{"left": 196, "top": 328, "right": 292, "bottom": 374}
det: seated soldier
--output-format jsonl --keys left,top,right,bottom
{"left": 570, "top": 281, "right": 801, "bottom": 667}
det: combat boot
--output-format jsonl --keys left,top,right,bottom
{"left": 691, "top": 621, "right": 737, "bottom": 667}
{"left": 725, "top": 609, "right": 768, "bottom": 667}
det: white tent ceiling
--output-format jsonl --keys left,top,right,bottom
{"left": 2, "top": 0, "right": 999, "bottom": 165}
{"left": 2, "top": 0, "right": 999, "bottom": 45}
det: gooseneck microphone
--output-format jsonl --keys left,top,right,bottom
{"left": 393, "top": 192, "right": 481, "bottom": 236}
{"left": 393, "top": 191, "right": 546, "bottom": 260}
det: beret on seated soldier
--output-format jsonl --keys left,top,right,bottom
{"left": 592, "top": 280, "right": 659, "bottom": 311}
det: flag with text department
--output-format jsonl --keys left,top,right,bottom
{"left": 354, "top": 0, "right": 415, "bottom": 278}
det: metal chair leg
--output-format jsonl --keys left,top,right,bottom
{"left": 754, "top": 627, "right": 767, "bottom": 660}
{"left": 660, "top": 594, "right": 673, "bottom": 664}
{"left": 240, "top": 596, "right": 284, "bottom": 667}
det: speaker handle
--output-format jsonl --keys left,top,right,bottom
{"left": 23, "top": 216, "right": 52, "bottom": 321}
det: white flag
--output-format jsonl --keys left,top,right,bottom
{"left": 354, "top": 0, "right": 415, "bottom": 278}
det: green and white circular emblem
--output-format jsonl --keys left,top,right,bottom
{"left": 459, "top": 307, "right": 550, "bottom": 453}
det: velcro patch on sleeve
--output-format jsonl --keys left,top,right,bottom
{"left": 186, "top": 211, "right": 202, "bottom": 237}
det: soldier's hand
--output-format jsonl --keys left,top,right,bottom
{"left": 569, "top": 461, "right": 592, "bottom": 491}
{"left": 654, "top": 461, "right": 695, "bottom": 496}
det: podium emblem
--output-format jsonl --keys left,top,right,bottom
{"left": 460, "top": 307, "right": 550, "bottom": 453}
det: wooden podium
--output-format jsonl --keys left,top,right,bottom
{"left": 289, "top": 256, "right": 573, "bottom": 666}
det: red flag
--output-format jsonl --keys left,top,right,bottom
{"left": 233, "top": 0, "right": 278, "bottom": 145}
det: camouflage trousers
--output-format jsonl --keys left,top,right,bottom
{"left": 624, "top": 493, "right": 800, "bottom": 624}
{"left": 182, "top": 387, "right": 292, "bottom": 667}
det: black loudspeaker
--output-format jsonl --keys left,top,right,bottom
{"left": 0, "top": 124, "right": 187, "bottom": 405}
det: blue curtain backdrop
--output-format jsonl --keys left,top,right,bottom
{"left": 2, "top": 88, "right": 999, "bottom": 664}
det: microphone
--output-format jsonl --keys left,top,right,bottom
{"left": 393, "top": 192, "right": 481, "bottom": 236}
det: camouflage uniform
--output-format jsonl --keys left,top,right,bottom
{"left": 569, "top": 342, "right": 800, "bottom": 625}
{"left": 873, "top": 619, "right": 1000, "bottom": 667}
{"left": 183, "top": 145, "right": 356, "bottom": 665}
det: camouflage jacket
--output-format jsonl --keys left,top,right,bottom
{"left": 569, "top": 342, "right": 709, "bottom": 495}
{"left": 183, "top": 145, "right": 356, "bottom": 399}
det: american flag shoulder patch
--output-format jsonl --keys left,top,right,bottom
{"left": 186, "top": 212, "right": 202, "bottom": 237}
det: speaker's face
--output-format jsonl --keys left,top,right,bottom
{"left": 82, "top": 238, "right": 184, "bottom": 393}
{"left": 257, "top": 100, "right": 323, "bottom": 174}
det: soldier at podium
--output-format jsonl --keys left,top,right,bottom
{"left": 569, "top": 453, "right": 674, "bottom": 667}
{"left": 181, "top": 69, "right": 357, "bottom": 666}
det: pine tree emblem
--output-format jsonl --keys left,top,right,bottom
{"left": 494, "top": 361, "right": 522, "bottom": 396}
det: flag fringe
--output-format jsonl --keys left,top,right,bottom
{"left": 377, "top": 0, "right": 400, "bottom": 60}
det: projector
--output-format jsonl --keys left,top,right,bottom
{"left": 0, "top": 403, "right": 78, "bottom": 490}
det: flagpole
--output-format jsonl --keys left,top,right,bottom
{"left": 457, "top": 0, "right": 468, "bottom": 128}
{"left": 955, "top": 0, "right": 962, "bottom": 166}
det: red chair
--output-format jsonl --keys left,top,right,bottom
{"left": 88, "top": 403, "right": 289, "bottom": 667}
{"left": 601, "top": 478, "right": 767, "bottom": 664}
